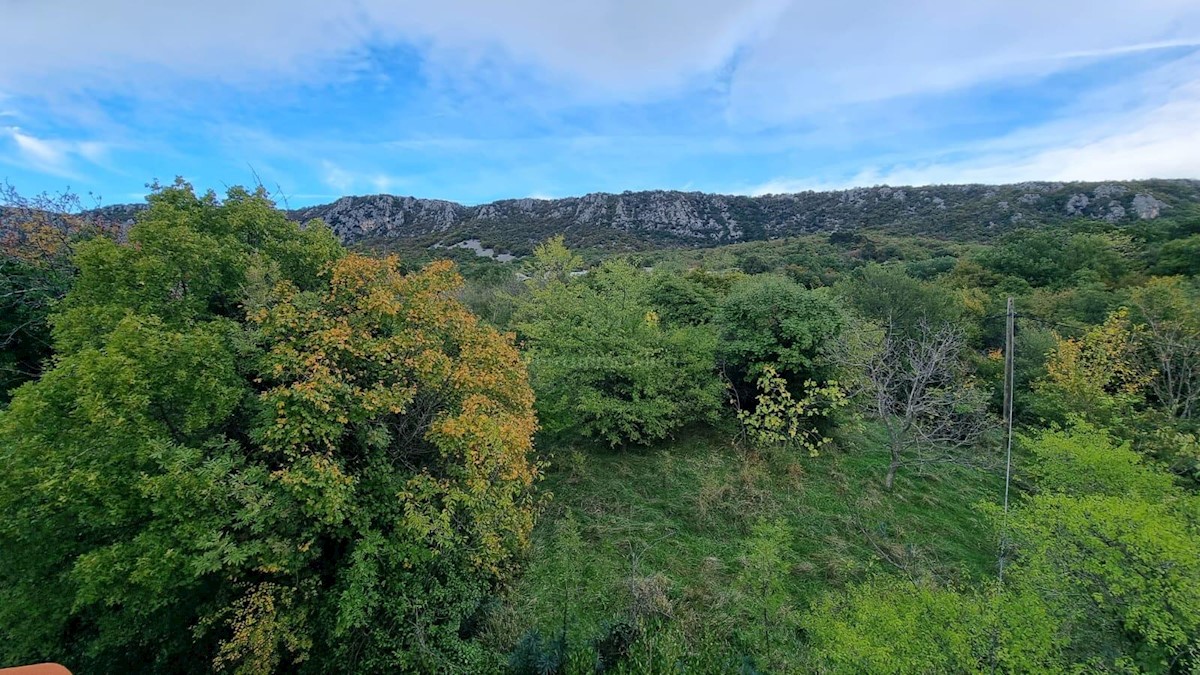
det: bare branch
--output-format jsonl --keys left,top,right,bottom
{"left": 843, "top": 318, "right": 991, "bottom": 489}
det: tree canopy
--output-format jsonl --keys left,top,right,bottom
{"left": 0, "top": 182, "right": 540, "bottom": 673}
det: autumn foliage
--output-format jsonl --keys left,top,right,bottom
{"left": 0, "top": 183, "right": 539, "bottom": 673}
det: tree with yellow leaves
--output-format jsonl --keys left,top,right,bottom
{"left": 1035, "top": 309, "right": 1151, "bottom": 427}
{"left": 0, "top": 182, "right": 540, "bottom": 673}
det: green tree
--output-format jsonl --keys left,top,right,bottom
{"left": 1150, "top": 234, "right": 1200, "bottom": 276}
{"left": 644, "top": 269, "right": 718, "bottom": 326}
{"left": 523, "top": 234, "right": 583, "bottom": 284}
{"left": 0, "top": 182, "right": 540, "bottom": 673}
{"left": 835, "top": 263, "right": 966, "bottom": 340}
{"left": 1032, "top": 309, "right": 1150, "bottom": 428}
{"left": 0, "top": 183, "right": 113, "bottom": 400}
{"left": 1063, "top": 231, "right": 1135, "bottom": 287}
{"left": 997, "top": 423, "right": 1200, "bottom": 672}
{"left": 1006, "top": 493, "right": 1200, "bottom": 671}
{"left": 1128, "top": 277, "right": 1200, "bottom": 420}
{"left": 716, "top": 273, "right": 844, "bottom": 393}
{"left": 518, "top": 260, "right": 724, "bottom": 447}
{"left": 976, "top": 227, "right": 1134, "bottom": 289}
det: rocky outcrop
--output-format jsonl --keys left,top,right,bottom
{"left": 1065, "top": 193, "right": 1090, "bottom": 215}
{"left": 289, "top": 195, "right": 466, "bottom": 241}
{"left": 1131, "top": 193, "right": 1166, "bottom": 219}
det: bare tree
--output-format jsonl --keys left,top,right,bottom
{"left": 0, "top": 181, "right": 107, "bottom": 259}
{"left": 1129, "top": 278, "right": 1200, "bottom": 421}
{"left": 843, "top": 320, "right": 990, "bottom": 489}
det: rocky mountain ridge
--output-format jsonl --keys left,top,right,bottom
{"left": 64, "top": 179, "right": 1200, "bottom": 254}
{"left": 286, "top": 179, "right": 1200, "bottom": 253}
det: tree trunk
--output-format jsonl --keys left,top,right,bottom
{"left": 885, "top": 456, "right": 901, "bottom": 490}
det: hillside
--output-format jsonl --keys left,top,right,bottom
{"left": 284, "top": 179, "right": 1200, "bottom": 255}
{"left": 4, "top": 180, "right": 1200, "bottom": 672}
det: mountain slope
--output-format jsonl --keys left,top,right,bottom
{"left": 286, "top": 179, "right": 1200, "bottom": 254}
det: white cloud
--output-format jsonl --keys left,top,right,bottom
{"left": 1, "top": 126, "right": 109, "bottom": 177}
{"left": 725, "top": 1, "right": 1200, "bottom": 125}
{"left": 319, "top": 159, "right": 407, "bottom": 195}
{"left": 0, "top": 0, "right": 787, "bottom": 102}
{"left": 368, "top": 174, "right": 401, "bottom": 194}
{"left": 8, "top": 129, "right": 63, "bottom": 166}
{"left": 5, "top": 1, "right": 1199, "bottom": 195}
{"left": 748, "top": 58, "right": 1200, "bottom": 193}
{"left": 6, "top": 1, "right": 1196, "bottom": 119}
{"left": 320, "top": 160, "right": 355, "bottom": 193}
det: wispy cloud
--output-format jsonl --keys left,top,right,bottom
{"left": 1041, "top": 38, "right": 1200, "bottom": 62}
{"left": 320, "top": 160, "right": 354, "bottom": 194}
{"left": 319, "top": 159, "right": 408, "bottom": 195}
{"left": 2, "top": 1, "right": 1198, "bottom": 202}
{"left": 725, "top": 1, "right": 1200, "bottom": 126}
{"left": 7, "top": 1, "right": 1196, "bottom": 116}
{"left": 0, "top": 0, "right": 788, "bottom": 104}
{"left": 747, "top": 53, "right": 1200, "bottom": 194}
{"left": 2, "top": 126, "right": 109, "bottom": 178}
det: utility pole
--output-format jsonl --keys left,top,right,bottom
{"left": 999, "top": 297, "right": 1015, "bottom": 581}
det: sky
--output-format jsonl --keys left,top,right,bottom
{"left": 1, "top": 1, "right": 1199, "bottom": 207}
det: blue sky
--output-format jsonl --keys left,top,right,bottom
{"left": 2, "top": 1, "right": 1199, "bottom": 207}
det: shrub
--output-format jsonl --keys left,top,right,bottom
{"left": 717, "top": 274, "right": 844, "bottom": 391}
{"left": 519, "top": 260, "right": 724, "bottom": 447}
{"left": 1032, "top": 309, "right": 1150, "bottom": 427}
{"left": 508, "top": 628, "right": 568, "bottom": 675}
{"left": 804, "top": 577, "right": 1064, "bottom": 673}
{"left": 1007, "top": 494, "right": 1200, "bottom": 670}
{"left": 1024, "top": 422, "right": 1177, "bottom": 499}
{"left": 737, "top": 365, "right": 847, "bottom": 457}
{"left": 834, "top": 263, "right": 965, "bottom": 340}
{"left": 645, "top": 269, "right": 719, "bottom": 326}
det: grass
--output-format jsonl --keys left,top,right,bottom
{"left": 481, "top": 422, "right": 1008, "bottom": 671}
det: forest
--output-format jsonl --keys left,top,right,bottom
{"left": 2, "top": 179, "right": 1199, "bottom": 673}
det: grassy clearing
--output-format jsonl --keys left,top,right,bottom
{"left": 481, "top": 423, "right": 1008, "bottom": 671}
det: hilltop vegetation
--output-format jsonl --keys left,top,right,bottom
{"left": 2, "top": 180, "right": 1199, "bottom": 673}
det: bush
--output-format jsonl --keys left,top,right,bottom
{"left": 519, "top": 260, "right": 725, "bottom": 447}
{"left": 1007, "top": 493, "right": 1200, "bottom": 670}
{"left": 737, "top": 365, "right": 847, "bottom": 457}
{"left": 803, "top": 577, "right": 1064, "bottom": 673}
{"left": 508, "top": 628, "right": 568, "bottom": 675}
{"left": 592, "top": 620, "right": 640, "bottom": 673}
{"left": 645, "top": 269, "right": 718, "bottom": 326}
{"left": 834, "top": 263, "right": 965, "bottom": 340}
{"left": 717, "top": 274, "right": 844, "bottom": 391}
{"left": 1031, "top": 309, "right": 1150, "bottom": 428}
{"left": 1024, "top": 422, "right": 1177, "bottom": 499}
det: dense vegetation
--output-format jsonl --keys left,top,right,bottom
{"left": 2, "top": 181, "right": 1198, "bottom": 673}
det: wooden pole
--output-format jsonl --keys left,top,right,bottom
{"left": 999, "top": 297, "right": 1015, "bottom": 581}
